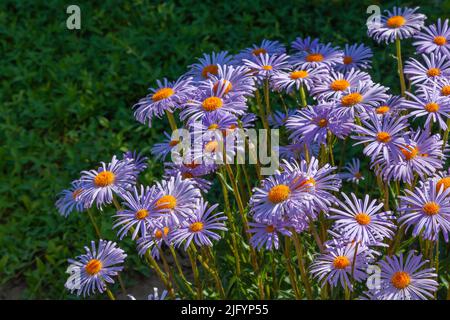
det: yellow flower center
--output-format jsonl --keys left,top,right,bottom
{"left": 72, "top": 188, "right": 83, "bottom": 199}
{"left": 343, "top": 56, "right": 353, "bottom": 65}
{"left": 204, "top": 140, "right": 219, "bottom": 153}
{"left": 189, "top": 222, "right": 204, "bottom": 232}
{"left": 330, "top": 79, "right": 350, "bottom": 91}
{"left": 318, "top": 118, "right": 328, "bottom": 127}
{"left": 155, "top": 195, "right": 177, "bottom": 210}
{"left": 262, "top": 65, "right": 273, "bottom": 70}
{"left": 341, "top": 93, "right": 363, "bottom": 106}
{"left": 386, "top": 15, "right": 406, "bottom": 28}
{"left": 294, "top": 177, "right": 316, "bottom": 190}
{"left": 306, "top": 53, "right": 324, "bottom": 62}
{"left": 391, "top": 271, "right": 411, "bottom": 289}
{"left": 376, "top": 131, "right": 391, "bottom": 143}
{"left": 135, "top": 209, "right": 149, "bottom": 220}
{"left": 268, "top": 184, "right": 291, "bottom": 203}
{"left": 202, "top": 96, "right": 223, "bottom": 111}
{"left": 290, "top": 70, "right": 309, "bottom": 79}
{"left": 213, "top": 80, "right": 233, "bottom": 94}
{"left": 433, "top": 36, "right": 447, "bottom": 46}
{"left": 208, "top": 123, "right": 219, "bottom": 130}
{"left": 265, "top": 225, "right": 275, "bottom": 233}
{"left": 376, "top": 105, "right": 390, "bottom": 114}
{"left": 169, "top": 140, "right": 179, "bottom": 147}
{"left": 400, "top": 145, "right": 419, "bottom": 160}
{"left": 427, "top": 68, "right": 441, "bottom": 77}
{"left": 423, "top": 201, "right": 440, "bottom": 216}
{"left": 85, "top": 259, "right": 102, "bottom": 275}
{"left": 333, "top": 256, "right": 350, "bottom": 269}
{"left": 94, "top": 171, "right": 115, "bottom": 187}
{"left": 152, "top": 87, "right": 174, "bottom": 102}
{"left": 441, "top": 85, "right": 450, "bottom": 96}
{"left": 355, "top": 213, "right": 371, "bottom": 225}
{"left": 425, "top": 102, "right": 439, "bottom": 112}
{"left": 252, "top": 48, "right": 267, "bottom": 55}
{"left": 436, "top": 177, "right": 450, "bottom": 192}
{"left": 155, "top": 227, "right": 169, "bottom": 239}
{"left": 201, "top": 64, "right": 219, "bottom": 78}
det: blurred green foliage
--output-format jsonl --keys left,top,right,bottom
{"left": 0, "top": 0, "right": 447, "bottom": 299}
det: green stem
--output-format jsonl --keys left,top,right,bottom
{"left": 165, "top": 110, "right": 178, "bottom": 132}
{"left": 255, "top": 90, "right": 269, "bottom": 130}
{"left": 187, "top": 247, "right": 203, "bottom": 299}
{"left": 395, "top": 37, "right": 407, "bottom": 97}
{"left": 291, "top": 232, "right": 313, "bottom": 299}
{"left": 283, "top": 236, "right": 302, "bottom": 299}
{"left": 105, "top": 287, "right": 116, "bottom": 300}
{"left": 299, "top": 85, "right": 307, "bottom": 107}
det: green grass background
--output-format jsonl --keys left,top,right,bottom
{"left": 0, "top": 0, "right": 448, "bottom": 299}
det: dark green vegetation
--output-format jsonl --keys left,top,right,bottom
{"left": 0, "top": 0, "right": 447, "bottom": 299}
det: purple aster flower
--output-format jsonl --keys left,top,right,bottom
{"left": 267, "top": 109, "right": 297, "bottom": 128}
{"left": 271, "top": 66, "right": 328, "bottom": 93}
{"left": 151, "top": 131, "right": 183, "bottom": 161}
{"left": 248, "top": 220, "right": 292, "bottom": 251}
{"left": 279, "top": 142, "right": 319, "bottom": 161}
{"left": 404, "top": 53, "right": 450, "bottom": 85}
{"left": 378, "top": 129, "right": 444, "bottom": 184}
{"left": 113, "top": 186, "right": 166, "bottom": 240}
{"left": 340, "top": 158, "right": 365, "bottom": 184}
{"left": 180, "top": 84, "right": 247, "bottom": 123}
{"left": 399, "top": 180, "right": 450, "bottom": 242}
{"left": 188, "top": 51, "right": 233, "bottom": 81}
{"left": 133, "top": 76, "right": 195, "bottom": 127}
{"left": 329, "top": 193, "right": 396, "bottom": 244}
{"left": 171, "top": 199, "right": 227, "bottom": 251}
{"left": 79, "top": 155, "right": 136, "bottom": 209}
{"left": 136, "top": 222, "right": 172, "bottom": 259}
{"left": 66, "top": 240, "right": 126, "bottom": 297}
{"left": 240, "top": 112, "right": 258, "bottom": 128}
{"left": 365, "top": 95, "right": 406, "bottom": 118}
{"left": 367, "top": 7, "right": 426, "bottom": 44}
{"left": 164, "top": 161, "right": 214, "bottom": 193}
{"left": 291, "top": 36, "right": 320, "bottom": 53}
{"left": 310, "top": 68, "right": 372, "bottom": 101}
{"left": 352, "top": 113, "right": 408, "bottom": 163}
{"left": 128, "top": 287, "right": 169, "bottom": 300}
{"left": 413, "top": 18, "right": 450, "bottom": 56}
{"left": 234, "top": 39, "right": 286, "bottom": 63}
{"left": 200, "top": 64, "right": 256, "bottom": 98}
{"left": 189, "top": 111, "right": 238, "bottom": 132}
{"left": 334, "top": 43, "right": 373, "bottom": 72}
{"left": 56, "top": 180, "right": 89, "bottom": 217}
{"left": 290, "top": 43, "right": 343, "bottom": 69}
{"left": 286, "top": 103, "right": 354, "bottom": 146}
{"left": 404, "top": 86, "right": 450, "bottom": 130}
{"left": 333, "top": 81, "right": 389, "bottom": 118}
{"left": 243, "top": 53, "right": 290, "bottom": 83}
{"left": 122, "top": 150, "right": 148, "bottom": 174}
{"left": 153, "top": 172, "right": 202, "bottom": 225}
{"left": 375, "top": 251, "right": 438, "bottom": 300}
{"left": 310, "top": 241, "right": 370, "bottom": 291}
{"left": 436, "top": 77, "right": 450, "bottom": 97}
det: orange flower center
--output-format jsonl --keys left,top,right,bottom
{"left": 343, "top": 56, "right": 353, "bottom": 65}
{"left": 201, "top": 64, "right": 219, "bottom": 78}
{"left": 169, "top": 140, "right": 179, "bottom": 147}
{"left": 355, "top": 213, "right": 371, "bottom": 225}
{"left": 268, "top": 184, "right": 291, "bottom": 203}
{"left": 262, "top": 65, "right": 273, "bottom": 70}
{"left": 354, "top": 172, "right": 363, "bottom": 179}
{"left": 427, "top": 68, "right": 441, "bottom": 77}
{"left": 436, "top": 177, "right": 450, "bottom": 192}
{"left": 290, "top": 70, "right": 309, "bottom": 79}
{"left": 376, "top": 105, "right": 390, "bottom": 114}
{"left": 202, "top": 96, "right": 223, "bottom": 111}
{"left": 386, "top": 15, "right": 406, "bottom": 28}
{"left": 423, "top": 201, "right": 440, "bottom": 216}
{"left": 204, "top": 140, "right": 219, "bottom": 153}
{"left": 152, "top": 87, "right": 174, "bottom": 102}
{"left": 306, "top": 53, "right": 324, "bottom": 62}
{"left": 252, "top": 48, "right": 267, "bottom": 55}
{"left": 185, "top": 162, "right": 200, "bottom": 169}
{"left": 94, "top": 171, "right": 115, "bottom": 187}
{"left": 333, "top": 256, "right": 350, "bottom": 269}
{"left": 400, "top": 145, "right": 419, "bottom": 160}
{"left": 391, "top": 271, "right": 411, "bottom": 289}
{"left": 213, "top": 80, "right": 233, "bottom": 95}
{"left": 181, "top": 172, "right": 194, "bottom": 179}
{"left": 441, "top": 85, "right": 450, "bottom": 96}
{"left": 425, "top": 102, "right": 439, "bottom": 112}
{"left": 155, "top": 227, "right": 169, "bottom": 239}
{"left": 189, "top": 222, "right": 204, "bottom": 232}
{"left": 330, "top": 79, "right": 350, "bottom": 91}
{"left": 85, "top": 259, "right": 102, "bottom": 275}
{"left": 265, "top": 225, "right": 275, "bottom": 233}
{"left": 376, "top": 131, "right": 391, "bottom": 143}
{"left": 72, "top": 188, "right": 83, "bottom": 199}
{"left": 318, "top": 119, "right": 328, "bottom": 127}
{"left": 341, "top": 93, "right": 363, "bottom": 106}
{"left": 155, "top": 195, "right": 177, "bottom": 210}
{"left": 135, "top": 209, "right": 149, "bottom": 220}
{"left": 433, "top": 36, "right": 447, "bottom": 46}
{"left": 208, "top": 123, "right": 219, "bottom": 130}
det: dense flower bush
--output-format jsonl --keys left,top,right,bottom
{"left": 57, "top": 6, "right": 450, "bottom": 300}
